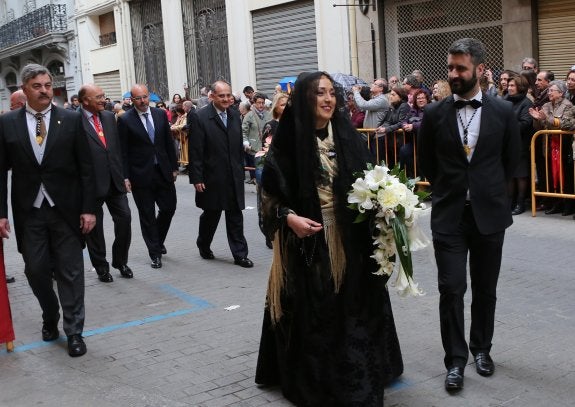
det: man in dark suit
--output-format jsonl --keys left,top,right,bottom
{"left": 189, "top": 81, "right": 253, "bottom": 268}
{"left": 118, "top": 84, "right": 178, "bottom": 269}
{"left": 79, "top": 84, "right": 133, "bottom": 282}
{"left": 418, "top": 38, "right": 520, "bottom": 392}
{"left": 0, "top": 64, "right": 96, "bottom": 357}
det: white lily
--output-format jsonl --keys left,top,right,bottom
{"left": 392, "top": 265, "right": 425, "bottom": 297}
{"left": 348, "top": 178, "right": 375, "bottom": 212}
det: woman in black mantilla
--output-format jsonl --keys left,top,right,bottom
{"left": 255, "top": 71, "right": 403, "bottom": 406}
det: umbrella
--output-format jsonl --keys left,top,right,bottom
{"left": 330, "top": 73, "right": 368, "bottom": 90}
{"left": 278, "top": 76, "right": 298, "bottom": 92}
{"left": 149, "top": 92, "right": 161, "bottom": 103}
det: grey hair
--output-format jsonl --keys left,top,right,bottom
{"left": 549, "top": 80, "right": 567, "bottom": 95}
{"left": 448, "top": 38, "right": 486, "bottom": 66}
{"left": 21, "top": 64, "right": 52, "bottom": 85}
{"left": 210, "top": 80, "right": 231, "bottom": 93}
{"left": 522, "top": 57, "right": 538, "bottom": 69}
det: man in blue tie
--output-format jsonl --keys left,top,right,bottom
{"left": 189, "top": 81, "right": 253, "bottom": 268}
{"left": 117, "top": 84, "right": 178, "bottom": 269}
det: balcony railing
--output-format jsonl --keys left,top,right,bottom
{"left": 0, "top": 4, "right": 67, "bottom": 50}
{"left": 99, "top": 31, "right": 117, "bottom": 47}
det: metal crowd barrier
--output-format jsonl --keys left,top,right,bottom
{"left": 357, "top": 128, "right": 429, "bottom": 186}
{"left": 530, "top": 129, "right": 575, "bottom": 216}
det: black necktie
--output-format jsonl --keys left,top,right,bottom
{"left": 454, "top": 99, "right": 482, "bottom": 109}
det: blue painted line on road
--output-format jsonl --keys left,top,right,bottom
{"left": 387, "top": 377, "right": 413, "bottom": 391}
{"left": 1, "top": 285, "right": 213, "bottom": 355}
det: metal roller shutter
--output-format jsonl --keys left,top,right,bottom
{"left": 538, "top": 0, "right": 575, "bottom": 76}
{"left": 93, "top": 70, "right": 122, "bottom": 102}
{"left": 252, "top": 1, "right": 318, "bottom": 96}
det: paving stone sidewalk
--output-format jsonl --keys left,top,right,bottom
{"left": 0, "top": 176, "right": 574, "bottom": 407}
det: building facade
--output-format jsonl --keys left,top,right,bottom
{"left": 0, "top": 0, "right": 79, "bottom": 111}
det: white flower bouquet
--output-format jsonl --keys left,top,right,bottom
{"left": 347, "top": 163, "right": 430, "bottom": 297}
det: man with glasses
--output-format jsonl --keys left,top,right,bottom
{"left": 79, "top": 84, "right": 133, "bottom": 282}
{"left": 351, "top": 78, "right": 389, "bottom": 129}
{"left": 118, "top": 84, "right": 178, "bottom": 269}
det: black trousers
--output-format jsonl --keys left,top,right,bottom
{"left": 131, "top": 167, "right": 177, "bottom": 259}
{"left": 197, "top": 208, "right": 248, "bottom": 259}
{"left": 22, "top": 203, "right": 85, "bottom": 336}
{"left": 432, "top": 204, "right": 505, "bottom": 369}
{"left": 85, "top": 189, "right": 132, "bottom": 272}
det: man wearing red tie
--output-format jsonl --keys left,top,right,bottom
{"left": 79, "top": 84, "right": 133, "bottom": 282}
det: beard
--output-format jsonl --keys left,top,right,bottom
{"left": 448, "top": 70, "right": 477, "bottom": 96}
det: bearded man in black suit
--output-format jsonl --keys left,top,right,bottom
{"left": 418, "top": 38, "right": 520, "bottom": 392}
{"left": 0, "top": 64, "right": 96, "bottom": 357}
{"left": 79, "top": 84, "right": 133, "bottom": 282}
{"left": 118, "top": 84, "right": 178, "bottom": 269}
{"left": 189, "top": 80, "right": 253, "bottom": 268}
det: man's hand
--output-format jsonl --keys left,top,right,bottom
{"left": 0, "top": 218, "right": 11, "bottom": 239}
{"left": 124, "top": 179, "right": 132, "bottom": 193}
{"left": 194, "top": 183, "right": 205, "bottom": 192}
{"left": 352, "top": 85, "right": 361, "bottom": 93}
{"left": 173, "top": 170, "right": 178, "bottom": 182}
{"left": 80, "top": 214, "right": 96, "bottom": 234}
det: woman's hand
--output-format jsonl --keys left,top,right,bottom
{"left": 402, "top": 123, "right": 413, "bottom": 132}
{"left": 286, "top": 214, "right": 323, "bottom": 239}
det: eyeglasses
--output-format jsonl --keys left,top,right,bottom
{"left": 522, "top": 66, "right": 534, "bottom": 71}
{"left": 132, "top": 95, "right": 149, "bottom": 101}
{"left": 93, "top": 94, "right": 106, "bottom": 100}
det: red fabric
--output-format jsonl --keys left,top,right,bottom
{"left": 92, "top": 114, "right": 107, "bottom": 148}
{"left": 551, "top": 135, "right": 561, "bottom": 190}
{"left": 0, "top": 240, "right": 15, "bottom": 344}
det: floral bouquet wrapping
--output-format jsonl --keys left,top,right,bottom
{"left": 348, "top": 163, "right": 430, "bottom": 297}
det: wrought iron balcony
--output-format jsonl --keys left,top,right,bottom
{"left": 99, "top": 32, "right": 117, "bottom": 47}
{"left": 0, "top": 4, "right": 67, "bottom": 50}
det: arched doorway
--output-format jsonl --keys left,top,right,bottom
{"left": 46, "top": 60, "right": 66, "bottom": 106}
{"left": 5, "top": 72, "right": 18, "bottom": 93}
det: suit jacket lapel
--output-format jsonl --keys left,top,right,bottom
{"left": 473, "top": 94, "right": 492, "bottom": 161}
{"left": 43, "top": 105, "right": 63, "bottom": 160}
{"left": 80, "top": 109, "right": 105, "bottom": 148}
{"left": 445, "top": 96, "right": 468, "bottom": 162}
{"left": 133, "top": 108, "right": 154, "bottom": 144}
{"left": 209, "top": 104, "right": 227, "bottom": 133}
{"left": 14, "top": 108, "right": 37, "bottom": 164}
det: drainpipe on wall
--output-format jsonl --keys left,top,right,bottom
{"left": 349, "top": 1, "right": 359, "bottom": 76}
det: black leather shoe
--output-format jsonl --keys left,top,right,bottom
{"left": 41, "top": 322, "right": 60, "bottom": 342}
{"left": 67, "top": 334, "right": 87, "bottom": 357}
{"left": 545, "top": 205, "right": 562, "bottom": 215}
{"left": 562, "top": 208, "right": 575, "bottom": 216}
{"left": 117, "top": 265, "right": 133, "bottom": 278}
{"left": 511, "top": 204, "right": 525, "bottom": 215}
{"left": 6, "top": 275, "right": 15, "bottom": 283}
{"left": 151, "top": 257, "right": 162, "bottom": 269}
{"left": 234, "top": 257, "right": 254, "bottom": 268}
{"left": 97, "top": 270, "right": 114, "bottom": 283}
{"left": 474, "top": 352, "right": 495, "bottom": 376}
{"left": 445, "top": 366, "right": 464, "bottom": 391}
{"left": 199, "top": 249, "right": 215, "bottom": 260}
{"left": 161, "top": 245, "right": 167, "bottom": 255}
